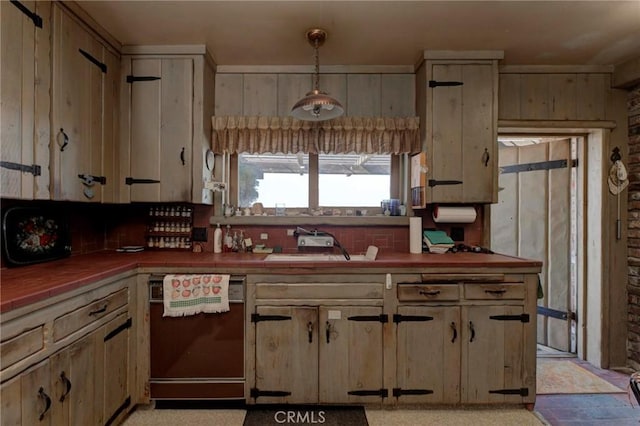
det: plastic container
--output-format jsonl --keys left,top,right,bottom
{"left": 213, "top": 223, "right": 223, "bottom": 253}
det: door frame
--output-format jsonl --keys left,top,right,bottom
{"left": 489, "top": 125, "right": 611, "bottom": 365}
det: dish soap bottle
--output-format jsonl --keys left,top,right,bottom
{"left": 213, "top": 223, "right": 223, "bottom": 253}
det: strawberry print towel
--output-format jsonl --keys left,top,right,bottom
{"left": 163, "top": 274, "right": 230, "bottom": 317}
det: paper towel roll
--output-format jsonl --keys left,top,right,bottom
{"left": 409, "top": 217, "right": 423, "bottom": 254}
{"left": 432, "top": 206, "right": 477, "bottom": 223}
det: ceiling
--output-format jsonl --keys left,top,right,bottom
{"left": 76, "top": 1, "right": 640, "bottom": 68}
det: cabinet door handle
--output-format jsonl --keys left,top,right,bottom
{"left": 59, "top": 372, "right": 72, "bottom": 402}
{"left": 450, "top": 322, "right": 457, "bottom": 343}
{"left": 180, "top": 147, "right": 185, "bottom": 165}
{"left": 482, "top": 148, "right": 490, "bottom": 167}
{"left": 57, "top": 128, "right": 69, "bottom": 152}
{"left": 419, "top": 289, "right": 440, "bottom": 296}
{"left": 307, "top": 321, "right": 313, "bottom": 343}
{"left": 326, "top": 321, "right": 331, "bottom": 344}
{"left": 469, "top": 321, "right": 475, "bottom": 342}
{"left": 89, "top": 305, "right": 108, "bottom": 316}
{"left": 38, "top": 387, "right": 52, "bottom": 421}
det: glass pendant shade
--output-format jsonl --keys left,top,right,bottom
{"left": 291, "top": 28, "right": 344, "bottom": 122}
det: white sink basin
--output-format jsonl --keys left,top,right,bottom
{"left": 264, "top": 254, "right": 371, "bottom": 262}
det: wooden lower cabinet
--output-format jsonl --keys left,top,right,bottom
{"left": 253, "top": 305, "right": 385, "bottom": 404}
{"left": 395, "top": 304, "right": 528, "bottom": 404}
{"left": 49, "top": 332, "right": 102, "bottom": 425}
{"left": 395, "top": 306, "right": 461, "bottom": 403}
{"left": 0, "top": 315, "right": 131, "bottom": 426}
{"left": 462, "top": 305, "right": 527, "bottom": 403}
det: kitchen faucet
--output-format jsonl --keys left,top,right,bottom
{"left": 294, "top": 227, "right": 351, "bottom": 260}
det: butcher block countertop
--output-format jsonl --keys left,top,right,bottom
{"left": 0, "top": 250, "right": 541, "bottom": 313}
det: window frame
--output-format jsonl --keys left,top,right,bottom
{"left": 229, "top": 153, "right": 402, "bottom": 214}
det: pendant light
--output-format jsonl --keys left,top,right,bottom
{"left": 291, "top": 28, "right": 344, "bottom": 121}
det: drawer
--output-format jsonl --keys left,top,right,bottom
{"left": 397, "top": 284, "right": 460, "bottom": 301}
{"left": 53, "top": 288, "right": 128, "bottom": 342}
{"left": 463, "top": 283, "right": 525, "bottom": 300}
{"left": 0, "top": 326, "right": 44, "bottom": 370}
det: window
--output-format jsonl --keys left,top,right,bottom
{"left": 237, "top": 152, "right": 392, "bottom": 209}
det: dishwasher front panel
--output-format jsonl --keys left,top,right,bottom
{"left": 149, "top": 275, "right": 245, "bottom": 400}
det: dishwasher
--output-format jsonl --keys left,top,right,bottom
{"left": 149, "top": 274, "right": 245, "bottom": 400}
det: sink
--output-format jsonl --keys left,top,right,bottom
{"left": 263, "top": 246, "right": 378, "bottom": 262}
{"left": 264, "top": 254, "right": 371, "bottom": 262}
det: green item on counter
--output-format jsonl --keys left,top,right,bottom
{"left": 423, "top": 230, "right": 454, "bottom": 245}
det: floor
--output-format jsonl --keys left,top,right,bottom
{"left": 535, "top": 346, "right": 640, "bottom": 425}
{"left": 123, "top": 348, "right": 640, "bottom": 426}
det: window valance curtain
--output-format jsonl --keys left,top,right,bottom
{"left": 211, "top": 116, "right": 420, "bottom": 155}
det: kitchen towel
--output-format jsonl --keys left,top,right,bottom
{"left": 409, "top": 216, "right": 423, "bottom": 254}
{"left": 163, "top": 274, "right": 230, "bottom": 317}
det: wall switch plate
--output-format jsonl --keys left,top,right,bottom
{"left": 260, "top": 233, "right": 268, "bottom": 240}
{"left": 192, "top": 227, "right": 208, "bottom": 242}
{"left": 287, "top": 229, "right": 295, "bottom": 236}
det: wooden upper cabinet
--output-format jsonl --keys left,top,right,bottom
{"left": 0, "top": 1, "right": 51, "bottom": 200}
{"left": 416, "top": 52, "right": 501, "bottom": 204}
{"left": 50, "top": 4, "right": 119, "bottom": 202}
{"left": 120, "top": 48, "right": 215, "bottom": 203}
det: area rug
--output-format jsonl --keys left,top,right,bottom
{"left": 243, "top": 405, "right": 367, "bottom": 426}
{"left": 537, "top": 359, "right": 625, "bottom": 394}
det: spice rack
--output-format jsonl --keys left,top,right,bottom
{"left": 146, "top": 204, "right": 193, "bottom": 250}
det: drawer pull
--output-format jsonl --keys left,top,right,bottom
{"left": 308, "top": 322, "right": 313, "bottom": 343}
{"left": 38, "top": 387, "right": 52, "bottom": 420}
{"left": 485, "top": 289, "right": 507, "bottom": 296}
{"left": 59, "top": 372, "right": 72, "bottom": 402}
{"left": 450, "top": 322, "right": 457, "bottom": 343}
{"left": 469, "top": 321, "right": 475, "bottom": 342}
{"left": 419, "top": 289, "right": 441, "bottom": 296}
{"left": 326, "top": 321, "right": 332, "bottom": 344}
{"left": 89, "top": 305, "right": 108, "bottom": 316}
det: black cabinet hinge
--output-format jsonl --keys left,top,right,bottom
{"left": 104, "top": 318, "right": 132, "bottom": 342}
{"left": 126, "top": 75, "right": 161, "bottom": 83}
{"left": 105, "top": 396, "right": 131, "bottom": 426}
{"left": 251, "top": 313, "right": 292, "bottom": 323}
{"left": 78, "top": 49, "right": 107, "bottom": 73}
{"left": 78, "top": 174, "right": 106, "bottom": 185}
{"left": 393, "top": 314, "right": 434, "bottom": 323}
{"left": 489, "top": 314, "right": 530, "bottom": 323}
{"left": 10, "top": 1, "right": 42, "bottom": 28}
{"left": 347, "top": 388, "right": 388, "bottom": 398}
{"left": 125, "top": 177, "right": 160, "bottom": 185}
{"left": 428, "top": 179, "right": 463, "bottom": 187}
{"left": 347, "top": 314, "right": 388, "bottom": 323}
{"left": 0, "top": 161, "right": 41, "bottom": 176}
{"left": 392, "top": 388, "right": 434, "bottom": 397}
{"left": 429, "top": 80, "right": 463, "bottom": 88}
{"left": 250, "top": 388, "right": 291, "bottom": 398}
{"left": 489, "top": 387, "right": 529, "bottom": 397}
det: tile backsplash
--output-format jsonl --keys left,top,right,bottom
{"left": 0, "top": 200, "right": 484, "bottom": 268}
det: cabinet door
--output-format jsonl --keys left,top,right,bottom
{"left": 127, "top": 57, "right": 193, "bottom": 202}
{"left": 0, "top": 0, "right": 49, "bottom": 200}
{"left": 428, "top": 62, "right": 496, "bottom": 203}
{"left": 1, "top": 375, "right": 22, "bottom": 425}
{"left": 462, "top": 305, "right": 526, "bottom": 403}
{"left": 254, "top": 306, "right": 318, "bottom": 403}
{"left": 102, "top": 314, "right": 131, "bottom": 425}
{"left": 20, "top": 360, "right": 52, "bottom": 425}
{"left": 51, "top": 4, "right": 107, "bottom": 202}
{"left": 395, "top": 306, "right": 460, "bottom": 403}
{"left": 319, "top": 306, "right": 385, "bottom": 403}
{"left": 49, "top": 332, "right": 101, "bottom": 426}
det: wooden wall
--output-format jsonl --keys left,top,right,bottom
{"left": 214, "top": 69, "right": 415, "bottom": 117}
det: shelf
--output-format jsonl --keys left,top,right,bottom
{"left": 209, "top": 215, "right": 411, "bottom": 227}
